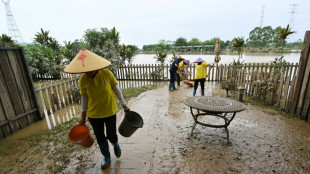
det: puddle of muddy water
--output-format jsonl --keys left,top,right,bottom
{"left": 0, "top": 104, "right": 81, "bottom": 153}
{"left": 0, "top": 80, "right": 165, "bottom": 154}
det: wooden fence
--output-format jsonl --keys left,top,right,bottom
{"left": 288, "top": 31, "right": 310, "bottom": 121}
{"left": 34, "top": 78, "right": 80, "bottom": 116}
{"left": 115, "top": 63, "right": 298, "bottom": 81}
{"left": 223, "top": 63, "right": 299, "bottom": 112}
{"left": 33, "top": 77, "right": 164, "bottom": 117}
{"left": 25, "top": 61, "right": 308, "bottom": 125}
{"left": 0, "top": 44, "right": 41, "bottom": 138}
{"left": 115, "top": 62, "right": 304, "bottom": 119}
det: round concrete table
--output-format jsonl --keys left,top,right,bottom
{"left": 184, "top": 96, "right": 246, "bottom": 143}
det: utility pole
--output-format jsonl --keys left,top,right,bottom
{"left": 289, "top": 4, "right": 297, "bottom": 42}
{"left": 1, "top": 0, "right": 24, "bottom": 43}
{"left": 259, "top": 5, "right": 265, "bottom": 28}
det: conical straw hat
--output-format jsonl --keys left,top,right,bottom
{"left": 183, "top": 60, "right": 190, "bottom": 65}
{"left": 193, "top": 57, "right": 205, "bottom": 63}
{"left": 64, "top": 48, "right": 111, "bottom": 74}
{"left": 178, "top": 56, "right": 185, "bottom": 60}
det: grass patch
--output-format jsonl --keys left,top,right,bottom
{"left": 238, "top": 95, "right": 299, "bottom": 119}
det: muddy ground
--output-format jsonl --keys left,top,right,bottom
{"left": 1, "top": 82, "right": 310, "bottom": 174}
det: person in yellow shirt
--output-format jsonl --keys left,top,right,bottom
{"left": 176, "top": 59, "right": 189, "bottom": 87}
{"left": 193, "top": 57, "right": 210, "bottom": 96}
{"left": 64, "top": 48, "right": 130, "bottom": 169}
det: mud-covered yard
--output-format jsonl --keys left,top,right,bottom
{"left": 0, "top": 82, "right": 310, "bottom": 174}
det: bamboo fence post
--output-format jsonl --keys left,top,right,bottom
{"left": 35, "top": 85, "right": 44, "bottom": 117}
{"left": 41, "top": 84, "right": 51, "bottom": 114}
{"left": 276, "top": 75, "right": 285, "bottom": 107}
{"left": 286, "top": 76, "right": 297, "bottom": 112}
{"left": 57, "top": 83, "right": 64, "bottom": 108}
{"left": 67, "top": 80, "right": 73, "bottom": 104}
{"left": 296, "top": 56, "right": 310, "bottom": 116}
{"left": 61, "top": 82, "right": 69, "bottom": 107}
{"left": 211, "top": 64, "right": 215, "bottom": 81}
{"left": 49, "top": 82, "right": 57, "bottom": 112}
{"left": 281, "top": 75, "right": 291, "bottom": 110}
{"left": 271, "top": 74, "right": 279, "bottom": 105}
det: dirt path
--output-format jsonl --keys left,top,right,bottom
{"left": 63, "top": 82, "right": 310, "bottom": 174}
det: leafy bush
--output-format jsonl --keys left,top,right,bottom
{"left": 221, "top": 78, "right": 237, "bottom": 96}
{"left": 24, "top": 44, "right": 61, "bottom": 78}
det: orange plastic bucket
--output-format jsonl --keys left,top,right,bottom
{"left": 69, "top": 125, "right": 94, "bottom": 148}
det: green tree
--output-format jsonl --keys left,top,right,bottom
{"left": 175, "top": 37, "right": 187, "bottom": 46}
{"left": 83, "top": 27, "right": 123, "bottom": 72}
{"left": 126, "top": 45, "right": 139, "bottom": 53}
{"left": 120, "top": 44, "right": 134, "bottom": 64}
{"left": 33, "top": 28, "right": 63, "bottom": 78}
{"left": 276, "top": 24, "right": 295, "bottom": 57}
{"left": 154, "top": 50, "right": 167, "bottom": 66}
{"left": 24, "top": 44, "right": 58, "bottom": 78}
{"left": 188, "top": 38, "right": 201, "bottom": 46}
{"left": 155, "top": 40, "right": 168, "bottom": 51}
{"left": 247, "top": 26, "right": 275, "bottom": 48}
{"left": 143, "top": 44, "right": 156, "bottom": 52}
{"left": 232, "top": 37, "right": 245, "bottom": 58}
{"left": 34, "top": 28, "right": 51, "bottom": 46}
{"left": 62, "top": 40, "right": 83, "bottom": 64}
{"left": 0, "top": 34, "right": 16, "bottom": 45}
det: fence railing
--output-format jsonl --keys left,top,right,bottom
{"left": 115, "top": 63, "right": 298, "bottom": 81}
{"left": 115, "top": 63, "right": 299, "bottom": 112}
{"left": 33, "top": 63, "right": 300, "bottom": 120}
{"left": 34, "top": 76, "right": 164, "bottom": 117}
{"left": 34, "top": 78, "right": 80, "bottom": 116}
{"left": 225, "top": 63, "right": 299, "bottom": 112}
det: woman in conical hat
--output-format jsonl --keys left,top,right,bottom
{"left": 192, "top": 57, "right": 212, "bottom": 96}
{"left": 176, "top": 59, "right": 190, "bottom": 87}
{"left": 64, "top": 48, "right": 130, "bottom": 169}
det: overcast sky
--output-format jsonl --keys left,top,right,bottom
{"left": 0, "top": 0, "right": 309, "bottom": 48}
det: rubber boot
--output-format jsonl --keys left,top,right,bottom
{"left": 169, "top": 83, "right": 173, "bottom": 91}
{"left": 113, "top": 142, "right": 121, "bottom": 158}
{"left": 201, "top": 90, "right": 204, "bottom": 96}
{"left": 172, "top": 83, "right": 177, "bottom": 90}
{"left": 193, "top": 89, "right": 196, "bottom": 96}
{"left": 99, "top": 140, "right": 111, "bottom": 169}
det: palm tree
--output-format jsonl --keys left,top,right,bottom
{"left": 232, "top": 37, "right": 245, "bottom": 59}
{"left": 34, "top": 28, "right": 50, "bottom": 46}
{"left": 278, "top": 24, "right": 295, "bottom": 57}
{"left": 152, "top": 50, "right": 167, "bottom": 79}
{"left": 154, "top": 50, "right": 167, "bottom": 66}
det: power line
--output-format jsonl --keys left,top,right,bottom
{"left": 259, "top": 5, "right": 265, "bottom": 28}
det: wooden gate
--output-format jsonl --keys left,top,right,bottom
{"left": 0, "top": 44, "right": 42, "bottom": 138}
{"left": 289, "top": 31, "right": 310, "bottom": 122}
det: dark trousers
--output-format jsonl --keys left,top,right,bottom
{"left": 194, "top": 78, "right": 205, "bottom": 91}
{"left": 176, "top": 73, "right": 181, "bottom": 86}
{"left": 170, "top": 70, "right": 177, "bottom": 83}
{"left": 89, "top": 115, "right": 118, "bottom": 145}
